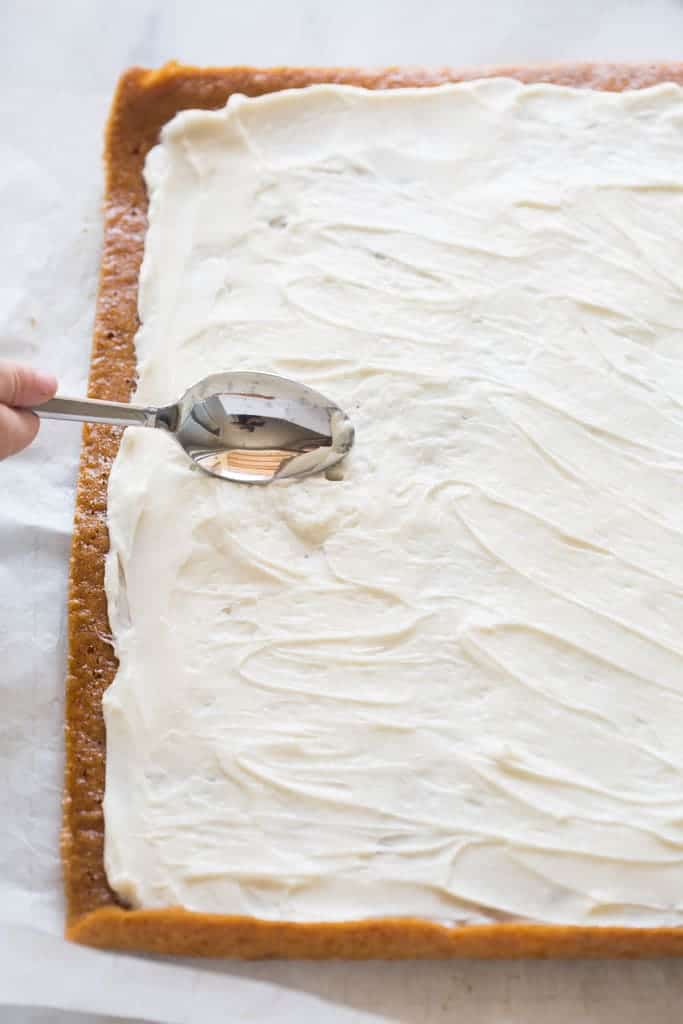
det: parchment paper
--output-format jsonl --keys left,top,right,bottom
{"left": 3, "top": 5, "right": 683, "bottom": 1021}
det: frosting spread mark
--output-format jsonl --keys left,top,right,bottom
{"left": 104, "top": 81, "right": 683, "bottom": 926}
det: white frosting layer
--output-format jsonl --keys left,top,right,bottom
{"left": 104, "top": 80, "right": 683, "bottom": 926}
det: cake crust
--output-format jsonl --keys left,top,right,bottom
{"left": 64, "top": 61, "right": 683, "bottom": 957}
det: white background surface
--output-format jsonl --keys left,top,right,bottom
{"left": 3, "top": 0, "right": 683, "bottom": 1021}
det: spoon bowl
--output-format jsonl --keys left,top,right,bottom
{"left": 33, "top": 371, "right": 355, "bottom": 483}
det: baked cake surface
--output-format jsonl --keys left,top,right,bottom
{"left": 65, "top": 62, "right": 683, "bottom": 957}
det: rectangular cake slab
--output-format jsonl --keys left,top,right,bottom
{"left": 63, "top": 61, "right": 683, "bottom": 958}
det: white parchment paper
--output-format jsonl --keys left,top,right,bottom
{"left": 3, "top": 2, "right": 683, "bottom": 1021}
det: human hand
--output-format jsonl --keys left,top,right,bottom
{"left": 0, "top": 362, "right": 58, "bottom": 460}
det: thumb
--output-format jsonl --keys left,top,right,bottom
{"left": 0, "top": 362, "right": 57, "bottom": 407}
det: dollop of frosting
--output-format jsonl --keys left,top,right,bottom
{"left": 104, "top": 80, "right": 683, "bottom": 925}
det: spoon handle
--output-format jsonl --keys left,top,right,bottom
{"left": 31, "top": 395, "right": 160, "bottom": 428}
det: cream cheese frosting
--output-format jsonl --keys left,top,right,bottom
{"left": 103, "top": 80, "right": 683, "bottom": 926}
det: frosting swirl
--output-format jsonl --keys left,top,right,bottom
{"left": 104, "top": 80, "right": 683, "bottom": 925}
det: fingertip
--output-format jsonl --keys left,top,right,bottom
{"left": 0, "top": 362, "right": 58, "bottom": 406}
{"left": 34, "top": 371, "right": 58, "bottom": 400}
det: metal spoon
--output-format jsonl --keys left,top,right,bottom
{"left": 32, "top": 371, "right": 355, "bottom": 484}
